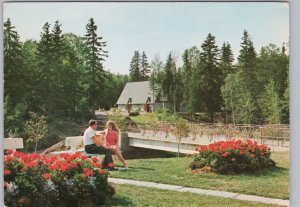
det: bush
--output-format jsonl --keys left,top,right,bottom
{"left": 129, "top": 111, "right": 140, "bottom": 116}
{"left": 107, "top": 108, "right": 129, "bottom": 132}
{"left": 4, "top": 150, "right": 115, "bottom": 207}
{"left": 190, "top": 139, "right": 276, "bottom": 174}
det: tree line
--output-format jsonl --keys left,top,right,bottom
{"left": 4, "top": 18, "right": 128, "bottom": 139}
{"left": 135, "top": 31, "right": 289, "bottom": 124}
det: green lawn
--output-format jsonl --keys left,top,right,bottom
{"left": 129, "top": 114, "right": 158, "bottom": 123}
{"left": 111, "top": 151, "right": 289, "bottom": 200}
{"left": 105, "top": 184, "right": 281, "bottom": 207}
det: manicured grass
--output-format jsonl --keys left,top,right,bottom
{"left": 105, "top": 184, "right": 281, "bottom": 207}
{"left": 111, "top": 151, "right": 289, "bottom": 200}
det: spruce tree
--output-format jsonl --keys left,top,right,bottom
{"left": 140, "top": 51, "right": 150, "bottom": 80}
{"left": 199, "top": 33, "right": 222, "bottom": 122}
{"left": 51, "top": 21, "right": 66, "bottom": 115}
{"left": 4, "top": 18, "right": 27, "bottom": 107}
{"left": 129, "top": 51, "right": 141, "bottom": 82}
{"left": 162, "top": 53, "right": 176, "bottom": 111}
{"left": 36, "top": 22, "right": 60, "bottom": 115}
{"left": 220, "top": 42, "right": 234, "bottom": 77}
{"left": 236, "top": 30, "right": 260, "bottom": 123}
{"left": 83, "top": 18, "right": 108, "bottom": 110}
{"left": 237, "top": 30, "right": 257, "bottom": 95}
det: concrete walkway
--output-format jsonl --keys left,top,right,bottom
{"left": 108, "top": 178, "right": 289, "bottom": 206}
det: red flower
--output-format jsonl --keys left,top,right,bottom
{"left": 49, "top": 163, "right": 59, "bottom": 170}
{"left": 60, "top": 165, "right": 68, "bottom": 172}
{"left": 4, "top": 169, "right": 11, "bottom": 175}
{"left": 25, "top": 161, "right": 38, "bottom": 168}
{"left": 31, "top": 153, "right": 40, "bottom": 159}
{"left": 13, "top": 151, "right": 25, "bottom": 157}
{"left": 5, "top": 149, "right": 13, "bottom": 155}
{"left": 94, "top": 163, "right": 102, "bottom": 168}
{"left": 108, "top": 163, "right": 115, "bottom": 168}
{"left": 4, "top": 156, "right": 13, "bottom": 162}
{"left": 231, "top": 158, "right": 236, "bottom": 161}
{"left": 83, "top": 168, "right": 94, "bottom": 177}
{"left": 49, "top": 156, "right": 57, "bottom": 163}
{"left": 80, "top": 155, "right": 87, "bottom": 160}
{"left": 100, "top": 169, "right": 107, "bottom": 174}
{"left": 92, "top": 157, "right": 99, "bottom": 163}
{"left": 43, "top": 173, "right": 52, "bottom": 180}
{"left": 222, "top": 152, "right": 229, "bottom": 157}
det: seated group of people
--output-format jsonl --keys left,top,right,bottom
{"left": 83, "top": 120, "right": 128, "bottom": 171}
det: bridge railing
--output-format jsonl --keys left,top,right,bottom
{"left": 127, "top": 122, "right": 289, "bottom": 146}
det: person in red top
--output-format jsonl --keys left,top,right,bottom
{"left": 99, "top": 120, "right": 128, "bottom": 168}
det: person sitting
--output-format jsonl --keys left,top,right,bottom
{"left": 99, "top": 120, "right": 128, "bottom": 169}
{"left": 84, "top": 120, "right": 117, "bottom": 171}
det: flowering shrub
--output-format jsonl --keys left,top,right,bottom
{"left": 4, "top": 150, "right": 115, "bottom": 207}
{"left": 190, "top": 139, "right": 276, "bottom": 174}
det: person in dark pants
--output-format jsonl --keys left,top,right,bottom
{"left": 84, "top": 120, "right": 117, "bottom": 171}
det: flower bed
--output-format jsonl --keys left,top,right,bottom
{"left": 190, "top": 139, "right": 276, "bottom": 174}
{"left": 4, "top": 150, "right": 115, "bottom": 207}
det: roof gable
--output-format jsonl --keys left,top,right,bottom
{"left": 117, "top": 81, "right": 154, "bottom": 105}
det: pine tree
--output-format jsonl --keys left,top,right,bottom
{"left": 129, "top": 51, "right": 141, "bottom": 82}
{"left": 36, "top": 22, "right": 57, "bottom": 115}
{"left": 4, "top": 18, "right": 27, "bottom": 107}
{"left": 22, "top": 40, "right": 39, "bottom": 111}
{"left": 51, "top": 21, "right": 66, "bottom": 115}
{"left": 237, "top": 30, "right": 257, "bottom": 95}
{"left": 199, "top": 33, "right": 222, "bottom": 122}
{"left": 220, "top": 42, "right": 234, "bottom": 77}
{"left": 149, "top": 55, "right": 164, "bottom": 105}
{"left": 235, "top": 30, "right": 260, "bottom": 123}
{"left": 83, "top": 18, "right": 108, "bottom": 110}
{"left": 140, "top": 51, "right": 150, "bottom": 80}
{"left": 162, "top": 53, "right": 176, "bottom": 110}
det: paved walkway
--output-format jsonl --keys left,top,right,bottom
{"left": 108, "top": 178, "right": 289, "bottom": 206}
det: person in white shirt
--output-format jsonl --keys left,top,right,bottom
{"left": 84, "top": 120, "right": 116, "bottom": 170}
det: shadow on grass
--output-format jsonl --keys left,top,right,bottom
{"left": 236, "top": 166, "right": 289, "bottom": 177}
{"left": 105, "top": 195, "right": 134, "bottom": 206}
{"left": 188, "top": 166, "right": 288, "bottom": 178}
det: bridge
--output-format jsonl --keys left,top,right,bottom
{"left": 125, "top": 131, "right": 289, "bottom": 154}
{"left": 60, "top": 130, "right": 289, "bottom": 156}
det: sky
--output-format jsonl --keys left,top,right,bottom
{"left": 3, "top": 2, "right": 289, "bottom": 74}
